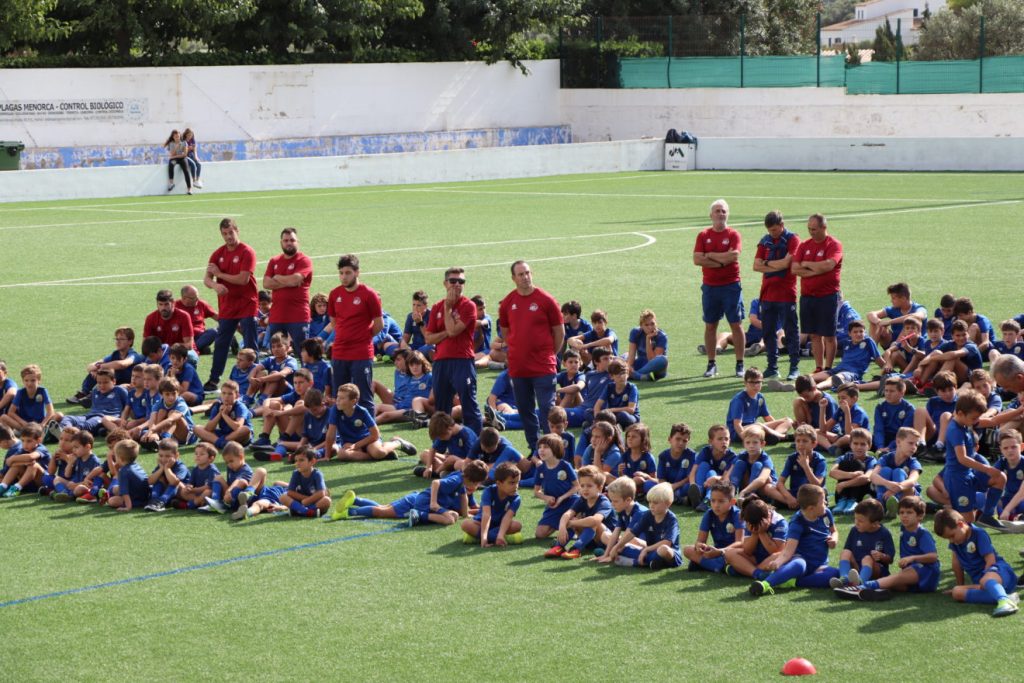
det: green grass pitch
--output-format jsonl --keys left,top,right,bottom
{"left": 2, "top": 170, "right": 1024, "bottom": 680}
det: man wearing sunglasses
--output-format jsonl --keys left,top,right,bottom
{"left": 424, "top": 267, "right": 482, "bottom": 436}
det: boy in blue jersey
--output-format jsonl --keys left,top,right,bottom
{"left": 813, "top": 320, "right": 884, "bottom": 390}
{"left": 555, "top": 350, "right": 585, "bottom": 409}
{"left": 167, "top": 344, "right": 204, "bottom": 406}
{"left": 175, "top": 442, "right": 220, "bottom": 510}
{"left": 468, "top": 427, "right": 524, "bottom": 483}
{"left": 996, "top": 430, "right": 1024, "bottom": 521}
{"left": 229, "top": 349, "right": 256, "bottom": 397}
{"left": 416, "top": 411, "right": 476, "bottom": 479}
{"left": 194, "top": 380, "right": 252, "bottom": 449}
{"left": 724, "top": 495, "right": 789, "bottom": 579}
{"left": 688, "top": 424, "right": 737, "bottom": 511}
{"left": 578, "top": 420, "right": 623, "bottom": 477}
{"left": 944, "top": 389, "right": 1008, "bottom": 530}
{"left": 873, "top": 376, "right": 915, "bottom": 453}
{"left": 74, "top": 428, "right": 126, "bottom": 504}
{"left": 684, "top": 482, "right": 744, "bottom": 573}
{"left": 609, "top": 482, "right": 682, "bottom": 570}
{"left": 67, "top": 327, "right": 144, "bottom": 407}
{"left": 262, "top": 447, "right": 332, "bottom": 519}
{"left": 654, "top": 423, "right": 697, "bottom": 503}
{"left": 727, "top": 367, "right": 793, "bottom": 445}
{"left": 914, "top": 371, "right": 957, "bottom": 461}
{"left": 140, "top": 336, "right": 171, "bottom": 372}
{"left": 817, "top": 383, "right": 870, "bottom": 454}
{"left": 253, "top": 369, "right": 312, "bottom": 449}
{"left": 620, "top": 423, "right": 657, "bottom": 491}
{"left": 731, "top": 425, "right": 778, "bottom": 500}
{"left": 546, "top": 465, "right": 614, "bottom": 559}
{"left": 260, "top": 388, "right": 331, "bottom": 462}
{"left": 0, "top": 422, "right": 50, "bottom": 497}
{"left": 836, "top": 496, "right": 939, "bottom": 601}
{"left": 52, "top": 369, "right": 130, "bottom": 439}
{"left": 769, "top": 425, "right": 827, "bottom": 510}
{"left": 870, "top": 427, "right": 923, "bottom": 518}
{"left": 374, "top": 311, "right": 403, "bottom": 361}
{"left": 934, "top": 508, "right": 1019, "bottom": 617}
{"left": 300, "top": 337, "right": 333, "bottom": 396}
{"left": 559, "top": 300, "right": 593, "bottom": 358}
{"left": 594, "top": 360, "right": 640, "bottom": 428}
{"left": 790, "top": 374, "right": 837, "bottom": 432}
{"left": 533, "top": 433, "right": 581, "bottom": 540}
{"left": 953, "top": 296, "right": 995, "bottom": 355}
{"left": 866, "top": 282, "right": 927, "bottom": 349}
{"left": 916, "top": 320, "right": 984, "bottom": 387}
{"left": 873, "top": 316, "right": 927, "bottom": 384}
{"left": 138, "top": 378, "right": 194, "bottom": 452}
{"left": 203, "top": 441, "right": 254, "bottom": 513}
{"left": 462, "top": 462, "right": 524, "bottom": 547}
{"left": 143, "top": 438, "right": 190, "bottom": 512}
{"left": 375, "top": 350, "right": 432, "bottom": 428}
{"left": 52, "top": 431, "right": 102, "bottom": 502}
{"left": 402, "top": 290, "right": 435, "bottom": 358}
{"left": 749, "top": 484, "right": 839, "bottom": 596}
{"left": 565, "top": 348, "right": 612, "bottom": 429}
{"left": 829, "top": 498, "right": 894, "bottom": 588}
{"left": 325, "top": 384, "right": 415, "bottom": 463}
{"left": 567, "top": 309, "right": 618, "bottom": 368}
{"left": 482, "top": 369, "right": 520, "bottom": 431}
{"left": 0, "top": 365, "right": 53, "bottom": 434}
{"left": 626, "top": 309, "right": 669, "bottom": 381}
{"left": 247, "top": 333, "right": 298, "bottom": 408}
{"left": 335, "top": 460, "right": 488, "bottom": 527}
{"left": 121, "top": 366, "right": 151, "bottom": 436}
{"left": 106, "top": 439, "right": 151, "bottom": 512}
{"left": 597, "top": 476, "right": 649, "bottom": 563}
{"left": 935, "top": 293, "right": 956, "bottom": 339}
{"left": 988, "top": 319, "right": 1024, "bottom": 365}
{"left": 547, "top": 407, "right": 576, "bottom": 461}
{"left": 40, "top": 425, "right": 75, "bottom": 496}
{"left": 829, "top": 428, "right": 876, "bottom": 515}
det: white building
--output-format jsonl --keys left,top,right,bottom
{"left": 821, "top": 0, "right": 946, "bottom": 47}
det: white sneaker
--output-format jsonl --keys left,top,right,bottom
{"left": 167, "top": 182, "right": 174, "bottom": 192}
{"left": 194, "top": 179, "right": 203, "bottom": 188}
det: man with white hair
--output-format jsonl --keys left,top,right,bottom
{"left": 693, "top": 199, "right": 745, "bottom": 378}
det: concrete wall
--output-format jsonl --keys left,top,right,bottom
{"left": 561, "top": 87, "right": 1024, "bottom": 141}
{"left": 0, "top": 139, "right": 664, "bottom": 204}
{"left": 0, "top": 60, "right": 562, "bottom": 163}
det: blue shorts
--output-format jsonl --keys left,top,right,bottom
{"left": 908, "top": 562, "right": 940, "bottom": 593}
{"left": 944, "top": 471, "right": 978, "bottom": 512}
{"left": 800, "top": 293, "right": 840, "bottom": 337}
{"left": 538, "top": 495, "right": 579, "bottom": 529}
{"left": 390, "top": 493, "right": 420, "bottom": 517}
{"left": 983, "top": 561, "right": 1018, "bottom": 592}
{"left": 701, "top": 282, "right": 745, "bottom": 325}
{"left": 653, "top": 548, "right": 684, "bottom": 568}
{"left": 255, "top": 484, "right": 285, "bottom": 504}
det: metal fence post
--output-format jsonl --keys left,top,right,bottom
{"left": 667, "top": 15, "right": 673, "bottom": 88}
{"left": 740, "top": 14, "right": 745, "bottom": 88}
{"left": 895, "top": 18, "right": 902, "bottom": 94}
{"left": 816, "top": 12, "right": 821, "bottom": 87}
{"left": 979, "top": 15, "right": 985, "bottom": 93}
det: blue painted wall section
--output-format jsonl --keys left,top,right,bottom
{"left": 21, "top": 125, "right": 571, "bottom": 170}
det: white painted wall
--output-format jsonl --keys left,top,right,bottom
{"left": 0, "top": 60, "right": 562, "bottom": 149}
{"left": 0, "top": 139, "right": 664, "bottom": 203}
{"left": 561, "top": 87, "right": 1024, "bottom": 141}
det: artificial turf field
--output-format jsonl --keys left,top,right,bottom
{"left": 2, "top": 170, "right": 1024, "bottom": 680}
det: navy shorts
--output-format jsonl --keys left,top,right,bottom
{"left": 944, "top": 471, "right": 978, "bottom": 512}
{"left": 800, "top": 293, "right": 840, "bottom": 336}
{"left": 908, "top": 562, "right": 940, "bottom": 592}
{"left": 701, "top": 282, "right": 745, "bottom": 325}
{"left": 538, "top": 495, "right": 579, "bottom": 528}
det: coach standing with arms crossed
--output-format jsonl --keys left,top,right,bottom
{"left": 204, "top": 218, "right": 258, "bottom": 391}
{"left": 693, "top": 199, "right": 745, "bottom": 379}
{"left": 326, "top": 254, "right": 382, "bottom": 415}
{"left": 792, "top": 213, "right": 843, "bottom": 373}
{"left": 425, "top": 267, "right": 482, "bottom": 436}
{"left": 263, "top": 227, "right": 313, "bottom": 348}
{"left": 499, "top": 261, "right": 564, "bottom": 456}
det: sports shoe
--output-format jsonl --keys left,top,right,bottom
{"left": 703, "top": 363, "right": 718, "bottom": 378}
{"left": 829, "top": 576, "right": 848, "bottom": 589}
{"left": 194, "top": 179, "right": 203, "bottom": 188}
{"left": 842, "top": 497, "right": 858, "bottom": 515}
{"left": 231, "top": 492, "right": 250, "bottom": 520}
{"left": 749, "top": 580, "right": 774, "bottom": 597}
{"left": 1008, "top": 592, "right": 1020, "bottom": 607}
{"left": 407, "top": 509, "right": 420, "bottom": 527}
{"left": 203, "top": 380, "right": 219, "bottom": 392}
{"left": 486, "top": 361, "right": 506, "bottom": 371}
{"left": 46, "top": 420, "right": 64, "bottom": 443}
{"left": 97, "top": 488, "right": 108, "bottom": 505}
{"left": 847, "top": 568, "right": 862, "bottom": 587}
{"left": 204, "top": 496, "right": 227, "bottom": 513}
{"left": 390, "top": 437, "right": 418, "bottom": 456}
{"left": 696, "top": 344, "right": 707, "bottom": 355}
{"left": 734, "top": 362, "right": 745, "bottom": 378}
{"left": 186, "top": 189, "right": 193, "bottom": 195}
{"left": 885, "top": 495, "right": 899, "bottom": 519}
{"left": 167, "top": 182, "right": 175, "bottom": 192}
{"left": 765, "top": 379, "right": 795, "bottom": 393}
{"left": 330, "top": 489, "right": 356, "bottom": 521}
{"left": 462, "top": 532, "right": 477, "bottom": 545}
{"left": 859, "top": 588, "right": 893, "bottom": 602}
{"left": 562, "top": 547, "right": 582, "bottom": 559}
{"left": 77, "top": 492, "right": 97, "bottom": 504}
{"left": 787, "top": 365, "right": 801, "bottom": 381}
{"left": 687, "top": 485, "right": 702, "bottom": 508}
{"left": 544, "top": 545, "right": 566, "bottom": 558}
{"left": 252, "top": 434, "right": 273, "bottom": 449}
{"left": 412, "top": 465, "right": 429, "bottom": 478}
{"left": 150, "top": 500, "right": 167, "bottom": 513}
{"left": 695, "top": 500, "right": 709, "bottom": 513}
{"left": 36, "top": 486, "right": 50, "bottom": 497}
{"left": 977, "top": 514, "right": 1008, "bottom": 531}
{"left": 745, "top": 342, "right": 764, "bottom": 357}
{"left": 53, "top": 491, "right": 72, "bottom": 503}
{"left": 993, "top": 598, "right": 1019, "bottom": 618}
{"left": 3, "top": 485, "right": 21, "bottom": 498}
{"left": 144, "top": 499, "right": 159, "bottom": 511}
{"left": 197, "top": 505, "right": 212, "bottom": 513}
{"left": 763, "top": 367, "right": 780, "bottom": 379}
{"left": 66, "top": 391, "right": 88, "bottom": 406}
{"left": 833, "top": 585, "right": 862, "bottom": 600}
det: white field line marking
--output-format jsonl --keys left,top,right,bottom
{"left": 1, "top": 196, "right": 1018, "bottom": 290}
{"left": 0, "top": 173, "right": 655, "bottom": 214}
{"left": 0, "top": 215, "right": 241, "bottom": 232}
{"left": 8, "top": 233, "right": 659, "bottom": 288}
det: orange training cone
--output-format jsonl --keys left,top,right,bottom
{"left": 781, "top": 658, "right": 817, "bottom": 676}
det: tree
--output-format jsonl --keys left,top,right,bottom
{"left": 871, "top": 17, "right": 898, "bottom": 61}
{"left": 0, "top": 0, "right": 69, "bottom": 54}
{"left": 916, "top": 0, "right": 1024, "bottom": 60}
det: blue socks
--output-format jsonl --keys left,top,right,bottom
{"left": 965, "top": 585, "right": 1007, "bottom": 605}
{"left": 351, "top": 505, "right": 376, "bottom": 518}
{"left": 575, "top": 527, "right": 596, "bottom": 549}
{"left": 984, "top": 579, "right": 1009, "bottom": 603}
{"left": 861, "top": 564, "right": 874, "bottom": 582}
{"left": 289, "top": 500, "right": 309, "bottom": 516}
{"left": 984, "top": 486, "right": 1003, "bottom": 517}
{"left": 839, "top": 559, "right": 851, "bottom": 577}
{"left": 768, "top": 558, "right": 807, "bottom": 587}
{"left": 864, "top": 580, "right": 880, "bottom": 590}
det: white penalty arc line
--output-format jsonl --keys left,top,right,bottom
{"left": 9, "top": 233, "right": 659, "bottom": 288}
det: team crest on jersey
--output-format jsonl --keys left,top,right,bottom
{"left": 288, "top": 263, "right": 295, "bottom": 270}
{"left": 354, "top": 419, "right": 363, "bottom": 427}
{"left": 418, "top": 382, "right": 427, "bottom": 390}
{"left": 958, "top": 495, "right": 971, "bottom": 507}
{"left": 758, "top": 397, "right": 764, "bottom": 407}
{"left": 336, "top": 297, "right": 343, "bottom": 303}
{"left": 1017, "top": 470, "right": 1023, "bottom": 480}
{"left": 529, "top": 303, "right": 539, "bottom": 312}
{"left": 817, "top": 250, "right": 824, "bottom": 257}
{"left": 855, "top": 539, "right": 863, "bottom": 547}
{"left": 726, "top": 523, "right": 735, "bottom": 533}
{"left": 172, "top": 325, "right": 179, "bottom": 332}
{"left": 35, "top": 394, "right": 42, "bottom": 403}
{"left": 859, "top": 341, "right": 866, "bottom": 349}
{"left": 875, "top": 541, "right": 885, "bottom": 552}
{"left": 723, "top": 239, "right": 730, "bottom": 246}
{"left": 967, "top": 541, "right": 977, "bottom": 554}
{"left": 682, "top": 459, "right": 690, "bottom": 468}
{"left": 232, "top": 256, "right": 239, "bottom": 263}
{"left": 640, "top": 462, "right": 648, "bottom": 471}
{"left": 354, "top": 297, "right": 361, "bottom": 305}
{"left": 898, "top": 411, "right": 905, "bottom": 419}
{"left": 706, "top": 238, "right": 712, "bottom": 243}
{"left": 511, "top": 303, "right": 518, "bottom": 311}
{"left": 557, "top": 470, "right": 567, "bottom": 481}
